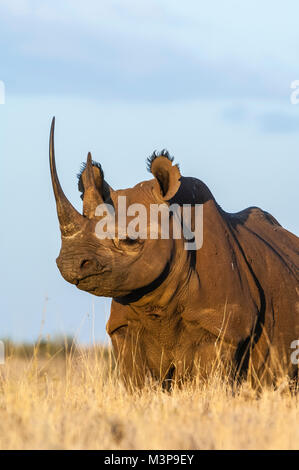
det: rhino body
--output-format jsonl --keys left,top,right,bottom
{"left": 50, "top": 118, "right": 299, "bottom": 387}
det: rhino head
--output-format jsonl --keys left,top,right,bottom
{"left": 49, "top": 118, "right": 187, "bottom": 300}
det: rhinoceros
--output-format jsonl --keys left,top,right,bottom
{"left": 49, "top": 118, "right": 299, "bottom": 388}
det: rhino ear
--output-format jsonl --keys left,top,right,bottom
{"left": 147, "top": 150, "right": 181, "bottom": 200}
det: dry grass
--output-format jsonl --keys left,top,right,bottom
{"left": 0, "top": 343, "right": 298, "bottom": 450}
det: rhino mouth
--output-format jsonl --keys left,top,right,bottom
{"left": 76, "top": 270, "right": 111, "bottom": 289}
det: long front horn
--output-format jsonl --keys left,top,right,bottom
{"left": 49, "top": 117, "right": 84, "bottom": 237}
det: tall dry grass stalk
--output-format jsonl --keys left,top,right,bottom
{"left": 0, "top": 341, "right": 298, "bottom": 450}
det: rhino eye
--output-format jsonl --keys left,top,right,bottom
{"left": 112, "top": 237, "right": 143, "bottom": 251}
{"left": 124, "top": 237, "right": 140, "bottom": 246}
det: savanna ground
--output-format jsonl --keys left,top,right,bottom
{"left": 0, "top": 338, "right": 298, "bottom": 450}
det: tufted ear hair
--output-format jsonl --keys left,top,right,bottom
{"left": 147, "top": 150, "right": 181, "bottom": 200}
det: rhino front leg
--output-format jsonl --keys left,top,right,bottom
{"left": 110, "top": 325, "right": 150, "bottom": 389}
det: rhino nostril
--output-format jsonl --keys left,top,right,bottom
{"left": 80, "top": 259, "right": 92, "bottom": 269}
{"left": 79, "top": 258, "right": 106, "bottom": 275}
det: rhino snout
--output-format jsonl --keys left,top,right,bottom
{"left": 56, "top": 253, "right": 106, "bottom": 285}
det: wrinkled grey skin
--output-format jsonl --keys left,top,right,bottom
{"left": 50, "top": 118, "right": 299, "bottom": 389}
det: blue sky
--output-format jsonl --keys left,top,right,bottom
{"left": 0, "top": 1, "right": 298, "bottom": 344}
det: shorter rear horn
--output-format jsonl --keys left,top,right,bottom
{"left": 83, "top": 152, "right": 104, "bottom": 218}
